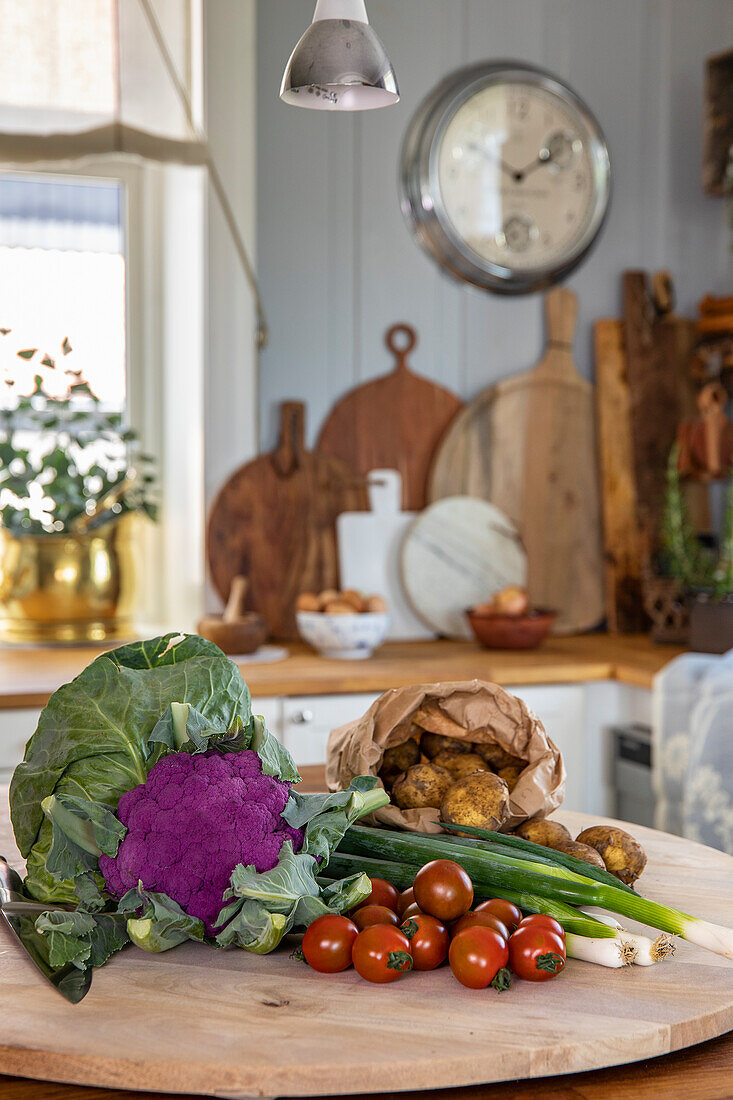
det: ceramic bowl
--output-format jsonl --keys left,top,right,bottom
{"left": 466, "top": 608, "right": 556, "bottom": 650}
{"left": 296, "top": 611, "right": 390, "bottom": 660}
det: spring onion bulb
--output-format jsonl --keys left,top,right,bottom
{"left": 579, "top": 908, "right": 676, "bottom": 965}
{"left": 566, "top": 932, "right": 636, "bottom": 968}
{"left": 337, "top": 826, "right": 733, "bottom": 960}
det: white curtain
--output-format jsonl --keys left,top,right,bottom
{"left": 0, "top": 0, "right": 205, "bottom": 166}
{"left": 653, "top": 650, "right": 733, "bottom": 853}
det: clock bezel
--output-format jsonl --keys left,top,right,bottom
{"left": 399, "top": 61, "right": 612, "bottom": 295}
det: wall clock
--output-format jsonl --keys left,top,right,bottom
{"left": 400, "top": 62, "right": 611, "bottom": 294}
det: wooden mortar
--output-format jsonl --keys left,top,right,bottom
{"left": 197, "top": 576, "right": 267, "bottom": 655}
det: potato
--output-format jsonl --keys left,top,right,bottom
{"left": 515, "top": 819, "right": 573, "bottom": 848}
{"left": 496, "top": 764, "right": 524, "bottom": 791}
{"left": 365, "top": 594, "right": 388, "bottom": 613}
{"left": 576, "top": 826, "right": 648, "bottom": 886}
{"left": 440, "top": 772, "right": 510, "bottom": 832}
{"left": 432, "top": 750, "right": 487, "bottom": 780}
{"left": 420, "top": 731, "right": 473, "bottom": 759}
{"left": 475, "top": 741, "right": 525, "bottom": 771}
{"left": 296, "top": 592, "right": 320, "bottom": 612}
{"left": 381, "top": 739, "right": 421, "bottom": 778}
{"left": 317, "top": 588, "right": 340, "bottom": 609}
{"left": 553, "top": 838, "right": 606, "bottom": 869}
{"left": 323, "top": 600, "right": 357, "bottom": 614}
{"left": 493, "top": 585, "right": 529, "bottom": 616}
{"left": 392, "top": 763, "right": 454, "bottom": 810}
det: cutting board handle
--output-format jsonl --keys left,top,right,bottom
{"left": 385, "top": 323, "right": 417, "bottom": 372}
{"left": 273, "top": 401, "right": 306, "bottom": 476}
{"left": 537, "top": 287, "right": 578, "bottom": 377}
{"left": 367, "top": 468, "right": 402, "bottom": 515}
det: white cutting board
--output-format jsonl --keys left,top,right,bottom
{"left": 400, "top": 496, "right": 527, "bottom": 639}
{"left": 337, "top": 469, "right": 436, "bottom": 641}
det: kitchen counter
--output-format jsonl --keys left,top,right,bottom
{"left": 0, "top": 634, "right": 685, "bottom": 709}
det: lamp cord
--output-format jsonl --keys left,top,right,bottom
{"left": 137, "top": 0, "right": 268, "bottom": 349}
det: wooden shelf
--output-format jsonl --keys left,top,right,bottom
{"left": 0, "top": 634, "right": 685, "bottom": 709}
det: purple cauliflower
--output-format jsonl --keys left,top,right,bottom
{"left": 98, "top": 749, "right": 303, "bottom": 935}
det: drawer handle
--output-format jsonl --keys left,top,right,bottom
{"left": 290, "top": 709, "right": 314, "bottom": 725}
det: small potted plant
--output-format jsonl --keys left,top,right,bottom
{"left": 660, "top": 449, "right": 733, "bottom": 653}
{"left": 0, "top": 335, "right": 157, "bottom": 643}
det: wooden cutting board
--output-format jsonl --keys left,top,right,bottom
{"left": 427, "top": 384, "right": 499, "bottom": 504}
{"left": 399, "top": 496, "right": 527, "bottom": 639}
{"left": 316, "top": 324, "right": 463, "bottom": 511}
{"left": 2, "top": 802, "right": 733, "bottom": 1098}
{"left": 491, "top": 288, "right": 604, "bottom": 634}
{"left": 207, "top": 402, "right": 366, "bottom": 640}
{"left": 337, "top": 469, "right": 436, "bottom": 641}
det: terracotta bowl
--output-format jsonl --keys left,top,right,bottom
{"left": 466, "top": 608, "right": 556, "bottom": 650}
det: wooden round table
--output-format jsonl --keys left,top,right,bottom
{"left": 1, "top": 797, "right": 732, "bottom": 1098}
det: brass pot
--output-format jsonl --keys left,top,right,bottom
{"left": 0, "top": 515, "right": 138, "bottom": 644}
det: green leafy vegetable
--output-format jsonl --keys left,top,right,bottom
{"left": 119, "top": 884, "right": 206, "bottom": 953}
{"left": 11, "top": 634, "right": 252, "bottom": 903}
{"left": 34, "top": 910, "right": 128, "bottom": 970}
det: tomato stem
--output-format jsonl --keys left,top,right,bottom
{"left": 536, "top": 951, "right": 565, "bottom": 974}
{"left": 387, "top": 950, "right": 413, "bottom": 972}
{"left": 400, "top": 919, "right": 418, "bottom": 941}
{"left": 490, "top": 967, "right": 512, "bottom": 993}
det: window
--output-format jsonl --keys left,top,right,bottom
{"left": 0, "top": 172, "right": 127, "bottom": 411}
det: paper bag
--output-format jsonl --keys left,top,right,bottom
{"left": 326, "top": 679, "right": 566, "bottom": 833}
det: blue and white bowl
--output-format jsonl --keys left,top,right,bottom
{"left": 296, "top": 610, "right": 390, "bottom": 660}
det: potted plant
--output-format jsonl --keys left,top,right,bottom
{"left": 661, "top": 449, "right": 733, "bottom": 653}
{"left": 0, "top": 336, "right": 157, "bottom": 643}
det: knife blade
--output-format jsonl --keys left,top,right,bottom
{"left": 0, "top": 855, "right": 92, "bottom": 1003}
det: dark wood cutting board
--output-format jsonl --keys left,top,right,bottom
{"left": 207, "top": 402, "right": 366, "bottom": 639}
{"left": 316, "top": 324, "right": 463, "bottom": 511}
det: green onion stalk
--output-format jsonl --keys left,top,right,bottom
{"left": 334, "top": 825, "right": 733, "bottom": 960}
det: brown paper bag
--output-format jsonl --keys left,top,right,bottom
{"left": 326, "top": 680, "right": 566, "bottom": 833}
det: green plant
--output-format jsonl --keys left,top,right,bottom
{"left": 662, "top": 447, "right": 733, "bottom": 599}
{"left": 0, "top": 334, "right": 156, "bottom": 535}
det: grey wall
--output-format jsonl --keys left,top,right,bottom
{"left": 257, "top": 0, "right": 733, "bottom": 452}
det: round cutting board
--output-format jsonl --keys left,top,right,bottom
{"left": 1, "top": 802, "right": 733, "bottom": 1098}
{"left": 400, "top": 496, "right": 527, "bottom": 638}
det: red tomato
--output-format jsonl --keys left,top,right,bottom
{"left": 509, "top": 926, "right": 566, "bottom": 982}
{"left": 413, "top": 860, "right": 474, "bottom": 922}
{"left": 402, "top": 901, "right": 424, "bottom": 920}
{"left": 352, "top": 904, "right": 401, "bottom": 931}
{"left": 361, "top": 877, "right": 400, "bottom": 912}
{"left": 396, "top": 887, "right": 416, "bottom": 917}
{"left": 352, "top": 925, "right": 413, "bottom": 983}
{"left": 302, "top": 915, "right": 358, "bottom": 973}
{"left": 452, "top": 911, "right": 509, "bottom": 941}
{"left": 449, "top": 926, "right": 509, "bottom": 990}
{"left": 400, "top": 914, "right": 450, "bottom": 971}
{"left": 518, "top": 914, "right": 565, "bottom": 940}
{"left": 475, "top": 898, "right": 522, "bottom": 933}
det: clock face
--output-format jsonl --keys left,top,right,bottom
{"left": 400, "top": 64, "right": 611, "bottom": 293}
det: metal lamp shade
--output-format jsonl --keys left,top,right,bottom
{"left": 280, "top": 19, "right": 399, "bottom": 111}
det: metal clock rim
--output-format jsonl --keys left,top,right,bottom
{"left": 399, "top": 60, "right": 612, "bottom": 295}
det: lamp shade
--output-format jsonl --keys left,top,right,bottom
{"left": 280, "top": 0, "right": 399, "bottom": 111}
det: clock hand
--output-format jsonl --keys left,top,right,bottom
{"left": 514, "top": 146, "right": 552, "bottom": 181}
{"left": 467, "top": 143, "right": 523, "bottom": 181}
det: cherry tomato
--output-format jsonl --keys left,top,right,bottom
{"left": 509, "top": 926, "right": 566, "bottom": 982}
{"left": 475, "top": 898, "right": 522, "bottom": 933}
{"left": 352, "top": 925, "right": 413, "bottom": 983}
{"left": 396, "top": 887, "right": 415, "bottom": 917}
{"left": 518, "top": 914, "right": 565, "bottom": 940}
{"left": 413, "top": 860, "right": 474, "bottom": 922}
{"left": 400, "top": 914, "right": 450, "bottom": 971}
{"left": 449, "top": 926, "right": 509, "bottom": 990}
{"left": 361, "top": 877, "right": 400, "bottom": 912}
{"left": 352, "top": 904, "right": 401, "bottom": 931}
{"left": 452, "top": 911, "right": 509, "bottom": 941}
{"left": 302, "top": 914, "right": 359, "bottom": 973}
{"left": 402, "top": 901, "right": 424, "bottom": 920}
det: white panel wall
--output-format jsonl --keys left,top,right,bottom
{"left": 257, "top": 0, "right": 733, "bottom": 450}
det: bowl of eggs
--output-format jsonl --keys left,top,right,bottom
{"left": 295, "top": 589, "right": 389, "bottom": 660}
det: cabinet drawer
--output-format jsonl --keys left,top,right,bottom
{"left": 0, "top": 708, "right": 41, "bottom": 784}
{"left": 282, "top": 693, "right": 380, "bottom": 766}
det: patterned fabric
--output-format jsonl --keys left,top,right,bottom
{"left": 653, "top": 650, "right": 733, "bottom": 853}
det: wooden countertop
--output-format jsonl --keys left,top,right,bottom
{"left": 0, "top": 634, "right": 685, "bottom": 709}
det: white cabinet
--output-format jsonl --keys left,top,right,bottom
{"left": 0, "top": 708, "right": 41, "bottom": 784}
{"left": 282, "top": 693, "right": 381, "bottom": 766}
{"left": 503, "top": 685, "right": 587, "bottom": 813}
{"left": 250, "top": 696, "right": 283, "bottom": 741}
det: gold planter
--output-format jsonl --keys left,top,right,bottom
{"left": 0, "top": 516, "right": 138, "bottom": 644}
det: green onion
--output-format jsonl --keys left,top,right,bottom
{"left": 336, "top": 825, "right": 733, "bottom": 959}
